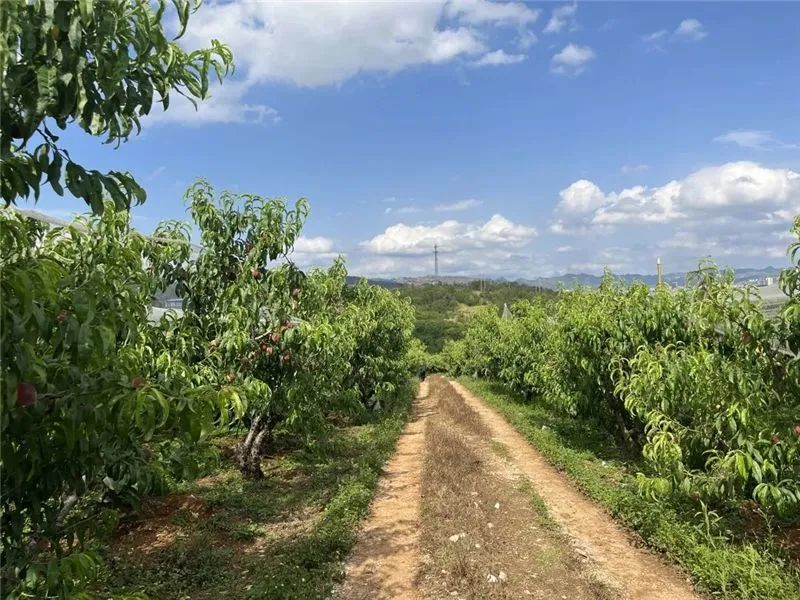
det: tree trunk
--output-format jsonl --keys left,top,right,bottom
{"left": 237, "top": 416, "right": 266, "bottom": 479}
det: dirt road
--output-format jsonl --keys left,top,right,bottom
{"left": 335, "top": 380, "right": 434, "bottom": 599}
{"left": 337, "top": 377, "right": 699, "bottom": 600}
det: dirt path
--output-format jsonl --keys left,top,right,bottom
{"left": 449, "top": 380, "right": 699, "bottom": 600}
{"left": 417, "top": 377, "right": 612, "bottom": 599}
{"left": 337, "top": 379, "right": 700, "bottom": 599}
{"left": 335, "top": 380, "right": 435, "bottom": 600}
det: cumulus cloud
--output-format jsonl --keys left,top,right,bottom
{"left": 290, "top": 235, "right": 341, "bottom": 267}
{"left": 674, "top": 18, "right": 707, "bottom": 41}
{"left": 444, "top": 0, "right": 540, "bottom": 26}
{"left": 471, "top": 49, "right": 527, "bottom": 67}
{"left": 184, "top": 1, "right": 538, "bottom": 89}
{"left": 293, "top": 236, "right": 335, "bottom": 254}
{"left": 551, "top": 44, "right": 595, "bottom": 75}
{"left": 555, "top": 179, "right": 607, "bottom": 214}
{"left": 355, "top": 164, "right": 800, "bottom": 277}
{"left": 353, "top": 213, "right": 542, "bottom": 278}
{"left": 361, "top": 214, "right": 537, "bottom": 256}
{"left": 164, "top": 1, "right": 540, "bottom": 124}
{"left": 553, "top": 162, "right": 800, "bottom": 233}
{"left": 351, "top": 248, "right": 551, "bottom": 279}
{"left": 543, "top": 3, "right": 578, "bottom": 34}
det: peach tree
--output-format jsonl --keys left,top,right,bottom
{"left": 1, "top": 0, "right": 232, "bottom": 211}
{"left": 150, "top": 182, "right": 370, "bottom": 478}
{"left": 0, "top": 205, "right": 238, "bottom": 596}
{"left": 615, "top": 221, "right": 800, "bottom": 514}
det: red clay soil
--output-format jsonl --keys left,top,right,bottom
{"left": 112, "top": 493, "right": 211, "bottom": 557}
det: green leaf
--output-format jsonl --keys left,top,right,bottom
{"left": 78, "top": 0, "right": 94, "bottom": 22}
{"left": 36, "top": 66, "right": 57, "bottom": 115}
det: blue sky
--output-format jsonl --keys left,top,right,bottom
{"left": 24, "top": 1, "right": 800, "bottom": 278}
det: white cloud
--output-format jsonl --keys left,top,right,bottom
{"left": 290, "top": 235, "right": 341, "bottom": 267}
{"left": 361, "top": 214, "right": 536, "bottom": 256}
{"left": 592, "top": 181, "right": 685, "bottom": 225}
{"left": 644, "top": 18, "right": 707, "bottom": 51}
{"left": 444, "top": 0, "right": 540, "bottom": 26}
{"left": 543, "top": 3, "right": 578, "bottom": 34}
{"left": 385, "top": 205, "right": 423, "bottom": 215}
{"left": 551, "top": 44, "right": 595, "bottom": 75}
{"left": 293, "top": 236, "right": 335, "bottom": 254}
{"left": 621, "top": 164, "right": 650, "bottom": 175}
{"left": 183, "top": 1, "right": 538, "bottom": 91}
{"left": 147, "top": 81, "right": 280, "bottom": 126}
{"left": 657, "top": 230, "right": 788, "bottom": 264}
{"left": 516, "top": 29, "right": 538, "bottom": 50}
{"left": 551, "top": 162, "right": 800, "bottom": 235}
{"left": 678, "top": 163, "right": 799, "bottom": 213}
{"left": 165, "top": 1, "right": 540, "bottom": 124}
{"left": 385, "top": 198, "right": 483, "bottom": 214}
{"left": 435, "top": 199, "right": 484, "bottom": 212}
{"left": 471, "top": 49, "right": 527, "bottom": 67}
{"left": 556, "top": 180, "right": 607, "bottom": 214}
{"left": 352, "top": 163, "right": 800, "bottom": 278}
{"left": 714, "top": 129, "right": 797, "bottom": 151}
{"left": 674, "top": 18, "right": 707, "bottom": 41}
{"left": 351, "top": 247, "right": 550, "bottom": 279}
{"left": 643, "top": 30, "right": 668, "bottom": 43}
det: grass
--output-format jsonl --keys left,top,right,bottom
{"left": 97, "top": 383, "right": 415, "bottom": 600}
{"left": 459, "top": 377, "right": 800, "bottom": 600}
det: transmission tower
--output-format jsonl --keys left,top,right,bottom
{"left": 434, "top": 244, "right": 439, "bottom": 277}
{"left": 657, "top": 256, "right": 663, "bottom": 288}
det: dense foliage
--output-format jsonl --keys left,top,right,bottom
{"left": 1, "top": 205, "right": 240, "bottom": 596}
{"left": 0, "top": 0, "right": 233, "bottom": 211}
{"left": 442, "top": 216, "right": 800, "bottom": 517}
{"left": 399, "top": 281, "right": 553, "bottom": 353}
{"left": 0, "top": 185, "right": 417, "bottom": 596}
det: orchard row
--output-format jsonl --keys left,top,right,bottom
{"left": 1, "top": 181, "right": 419, "bottom": 596}
{"left": 440, "top": 216, "right": 800, "bottom": 517}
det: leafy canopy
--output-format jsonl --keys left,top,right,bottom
{"left": 0, "top": 0, "right": 233, "bottom": 212}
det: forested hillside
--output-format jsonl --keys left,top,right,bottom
{"left": 398, "top": 281, "right": 555, "bottom": 352}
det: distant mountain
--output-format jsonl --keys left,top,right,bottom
{"left": 518, "top": 266, "right": 784, "bottom": 290}
{"left": 348, "top": 266, "right": 785, "bottom": 291}
{"left": 345, "top": 275, "right": 401, "bottom": 289}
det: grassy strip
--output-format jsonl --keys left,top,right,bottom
{"left": 459, "top": 377, "right": 800, "bottom": 600}
{"left": 100, "top": 384, "right": 416, "bottom": 599}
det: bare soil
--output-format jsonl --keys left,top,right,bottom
{"left": 334, "top": 379, "right": 435, "bottom": 599}
{"left": 337, "top": 377, "right": 701, "bottom": 600}
{"left": 418, "top": 377, "right": 613, "bottom": 599}
{"left": 449, "top": 379, "right": 700, "bottom": 600}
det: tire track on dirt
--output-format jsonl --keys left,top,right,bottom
{"left": 335, "top": 380, "right": 435, "bottom": 600}
{"left": 449, "top": 379, "right": 700, "bottom": 600}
